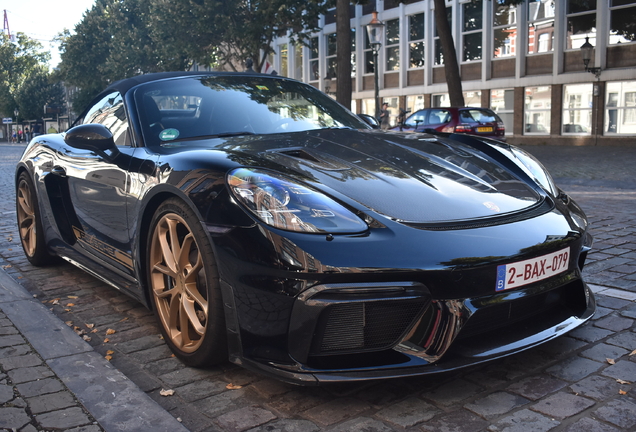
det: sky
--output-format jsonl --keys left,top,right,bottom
{"left": 2, "top": 0, "right": 96, "bottom": 67}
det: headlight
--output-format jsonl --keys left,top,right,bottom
{"left": 227, "top": 168, "right": 368, "bottom": 234}
{"left": 509, "top": 147, "right": 558, "bottom": 196}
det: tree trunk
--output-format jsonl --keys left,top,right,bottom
{"left": 335, "top": 0, "right": 352, "bottom": 108}
{"left": 433, "top": 0, "right": 464, "bottom": 106}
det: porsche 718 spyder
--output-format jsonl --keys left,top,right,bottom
{"left": 15, "top": 72, "right": 595, "bottom": 384}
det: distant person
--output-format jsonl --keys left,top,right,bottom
{"left": 48, "top": 125, "right": 58, "bottom": 134}
{"left": 380, "top": 102, "right": 390, "bottom": 130}
{"left": 244, "top": 58, "right": 255, "bottom": 72}
{"left": 17, "top": 129, "right": 23, "bottom": 143}
{"left": 33, "top": 123, "right": 41, "bottom": 137}
{"left": 24, "top": 126, "right": 30, "bottom": 141}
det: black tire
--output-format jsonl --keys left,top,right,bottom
{"left": 16, "top": 172, "right": 55, "bottom": 266}
{"left": 147, "top": 198, "right": 227, "bottom": 367}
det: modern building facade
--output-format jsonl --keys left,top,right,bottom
{"left": 270, "top": 0, "right": 636, "bottom": 145}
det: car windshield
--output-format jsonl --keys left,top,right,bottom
{"left": 134, "top": 75, "right": 368, "bottom": 147}
{"left": 460, "top": 109, "right": 500, "bottom": 123}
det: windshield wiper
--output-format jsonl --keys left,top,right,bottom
{"left": 176, "top": 131, "right": 256, "bottom": 141}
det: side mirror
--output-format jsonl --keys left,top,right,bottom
{"left": 358, "top": 113, "right": 380, "bottom": 129}
{"left": 64, "top": 124, "right": 119, "bottom": 158}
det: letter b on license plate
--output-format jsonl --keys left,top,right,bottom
{"left": 496, "top": 247, "right": 570, "bottom": 291}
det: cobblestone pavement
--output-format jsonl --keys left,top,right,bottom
{"left": 1, "top": 141, "right": 635, "bottom": 432}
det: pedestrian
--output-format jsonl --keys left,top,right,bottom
{"left": 24, "top": 126, "right": 30, "bottom": 141}
{"left": 47, "top": 125, "right": 58, "bottom": 134}
{"left": 380, "top": 102, "right": 390, "bottom": 130}
{"left": 17, "top": 129, "right": 23, "bottom": 143}
{"left": 33, "top": 123, "right": 41, "bottom": 137}
{"left": 12, "top": 129, "right": 16, "bottom": 143}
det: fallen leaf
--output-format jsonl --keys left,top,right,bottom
{"left": 106, "top": 329, "right": 116, "bottom": 335}
{"left": 64, "top": 309, "right": 71, "bottom": 312}
{"left": 104, "top": 338, "right": 110, "bottom": 343}
{"left": 91, "top": 329, "right": 98, "bottom": 333}
{"left": 118, "top": 317, "right": 128, "bottom": 322}
{"left": 67, "top": 295, "right": 79, "bottom": 299}
{"left": 82, "top": 335, "right": 91, "bottom": 341}
{"left": 226, "top": 383, "right": 242, "bottom": 390}
{"left": 177, "top": 417, "right": 182, "bottom": 423}
{"left": 66, "top": 303, "right": 75, "bottom": 307}
{"left": 619, "top": 389, "right": 627, "bottom": 395}
{"left": 606, "top": 358, "right": 616, "bottom": 365}
{"left": 106, "top": 350, "right": 115, "bottom": 355}
{"left": 65, "top": 321, "right": 73, "bottom": 327}
{"left": 160, "top": 389, "right": 175, "bottom": 396}
{"left": 630, "top": 349, "right": 636, "bottom": 356}
{"left": 105, "top": 355, "right": 112, "bottom": 361}
{"left": 52, "top": 299, "right": 60, "bottom": 305}
{"left": 617, "top": 379, "right": 631, "bottom": 384}
{"left": 86, "top": 324, "right": 95, "bottom": 329}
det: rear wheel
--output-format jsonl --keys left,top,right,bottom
{"left": 16, "top": 172, "right": 54, "bottom": 266}
{"left": 147, "top": 198, "right": 227, "bottom": 367}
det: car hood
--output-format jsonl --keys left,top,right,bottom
{"left": 217, "top": 129, "right": 543, "bottom": 224}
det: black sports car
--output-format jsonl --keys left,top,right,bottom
{"left": 16, "top": 72, "right": 595, "bottom": 384}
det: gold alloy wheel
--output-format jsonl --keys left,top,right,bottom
{"left": 149, "top": 213, "right": 208, "bottom": 353}
{"left": 17, "top": 179, "right": 37, "bottom": 257}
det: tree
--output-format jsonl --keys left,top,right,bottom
{"left": 15, "top": 66, "right": 65, "bottom": 121}
{"left": 335, "top": 0, "right": 353, "bottom": 108}
{"left": 433, "top": 0, "right": 464, "bottom": 106}
{"left": 149, "top": 0, "right": 327, "bottom": 72}
{"left": 0, "top": 33, "right": 50, "bottom": 119}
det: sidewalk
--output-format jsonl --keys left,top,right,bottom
{"left": 0, "top": 259, "right": 188, "bottom": 431}
{"left": 1, "top": 142, "right": 635, "bottom": 431}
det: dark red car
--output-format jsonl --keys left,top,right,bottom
{"left": 393, "top": 107, "right": 506, "bottom": 141}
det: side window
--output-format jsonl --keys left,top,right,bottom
{"left": 405, "top": 111, "right": 426, "bottom": 127}
{"left": 428, "top": 109, "right": 450, "bottom": 125}
{"left": 83, "top": 92, "right": 130, "bottom": 147}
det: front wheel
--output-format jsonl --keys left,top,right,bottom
{"left": 147, "top": 198, "right": 227, "bottom": 367}
{"left": 16, "top": 172, "right": 55, "bottom": 266}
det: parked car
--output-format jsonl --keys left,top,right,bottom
{"left": 393, "top": 107, "right": 506, "bottom": 141}
{"left": 16, "top": 72, "right": 594, "bottom": 384}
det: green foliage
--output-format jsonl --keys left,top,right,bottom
{"left": 16, "top": 67, "right": 65, "bottom": 120}
{"left": 0, "top": 33, "right": 53, "bottom": 120}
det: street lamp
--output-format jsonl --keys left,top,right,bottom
{"left": 366, "top": 11, "right": 384, "bottom": 120}
{"left": 14, "top": 108, "right": 18, "bottom": 122}
{"left": 580, "top": 37, "right": 601, "bottom": 79}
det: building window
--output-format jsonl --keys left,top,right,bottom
{"left": 565, "top": 0, "right": 596, "bottom": 50}
{"left": 434, "top": 6, "right": 452, "bottom": 66}
{"left": 294, "top": 44, "right": 303, "bottom": 80}
{"left": 382, "top": 96, "right": 399, "bottom": 127}
{"left": 605, "top": 81, "right": 636, "bottom": 135}
{"left": 409, "top": 13, "right": 425, "bottom": 68}
{"left": 524, "top": 86, "right": 551, "bottom": 134}
{"left": 309, "top": 37, "right": 319, "bottom": 81}
{"left": 462, "top": 0, "right": 483, "bottom": 62}
{"left": 406, "top": 95, "right": 425, "bottom": 114}
{"left": 493, "top": 1, "right": 516, "bottom": 58}
{"left": 386, "top": 18, "right": 400, "bottom": 71}
{"left": 528, "top": 0, "right": 555, "bottom": 54}
{"left": 432, "top": 92, "right": 481, "bottom": 108}
{"left": 326, "top": 33, "right": 337, "bottom": 78}
{"left": 562, "top": 84, "right": 592, "bottom": 135}
{"left": 279, "top": 44, "right": 288, "bottom": 77}
{"left": 350, "top": 29, "right": 357, "bottom": 76}
{"left": 609, "top": 0, "right": 636, "bottom": 45}
{"left": 491, "top": 89, "right": 514, "bottom": 134}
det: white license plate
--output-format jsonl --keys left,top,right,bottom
{"left": 496, "top": 247, "right": 570, "bottom": 291}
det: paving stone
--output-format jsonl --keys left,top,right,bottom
{"left": 488, "top": 408, "right": 559, "bottom": 432}
{"left": 193, "top": 388, "right": 248, "bottom": 418}
{"left": 537, "top": 336, "right": 587, "bottom": 356}
{"left": 594, "top": 315, "right": 634, "bottom": 332}
{"left": 561, "top": 417, "right": 620, "bottom": 432}
{"left": 166, "top": 403, "right": 215, "bottom": 432}
{"left": 111, "top": 334, "right": 165, "bottom": 354}
{"left": 159, "top": 366, "right": 222, "bottom": 388}
{"left": 546, "top": 356, "right": 603, "bottom": 382}
{"left": 144, "top": 356, "right": 185, "bottom": 376}
{"left": 15, "top": 377, "right": 64, "bottom": 398}
{"left": 326, "top": 417, "right": 393, "bottom": 432}
{"left": 375, "top": 397, "right": 439, "bottom": 427}
{"left": 421, "top": 378, "right": 483, "bottom": 407}
{"left": 246, "top": 418, "right": 320, "bottom": 432}
{"left": 0, "top": 406, "right": 31, "bottom": 429}
{"left": 568, "top": 325, "right": 614, "bottom": 343}
{"left": 8, "top": 365, "right": 55, "bottom": 384}
{"left": 620, "top": 304, "right": 636, "bottom": 319}
{"left": 420, "top": 409, "right": 489, "bottom": 432}
{"left": 354, "top": 383, "right": 408, "bottom": 409}
{"left": 216, "top": 406, "right": 277, "bottom": 432}
{"left": 129, "top": 344, "right": 174, "bottom": 363}
{"left": 27, "top": 390, "right": 76, "bottom": 414}
{"left": 464, "top": 392, "right": 529, "bottom": 420}
{"left": 593, "top": 398, "right": 636, "bottom": 429}
{"left": 506, "top": 374, "right": 567, "bottom": 400}
{"left": 174, "top": 379, "right": 229, "bottom": 402}
{"left": 0, "top": 383, "right": 14, "bottom": 404}
{"left": 601, "top": 359, "right": 636, "bottom": 381}
{"left": 248, "top": 378, "right": 294, "bottom": 399}
{"left": 530, "top": 391, "right": 595, "bottom": 420}
{"left": 264, "top": 389, "right": 331, "bottom": 417}
{"left": 0, "top": 354, "right": 42, "bottom": 371}
{"left": 580, "top": 343, "right": 630, "bottom": 363}
{"left": 591, "top": 306, "right": 614, "bottom": 320}
{"left": 595, "top": 295, "right": 632, "bottom": 310}
{"left": 0, "top": 334, "right": 25, "bottom": 348}
{"left": 65, "top": 426, "right": 104, "bottom": 432}
{"left": 36, "top": 406, "right": 92, "bottom": 430}
{"left": 605, "top": 331, "right": 636, "bottom": 350}
{"left": 302, "top": 397, "right": 370, "bottom": 426}
{"left": 0, "top": 344, "right": 30, "bottom": 358}
{"left": 570, "top": 375, "right": 625, "bottom": 401}
{"left": 0, "top": 326, "right": 18, "bottom": 335}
